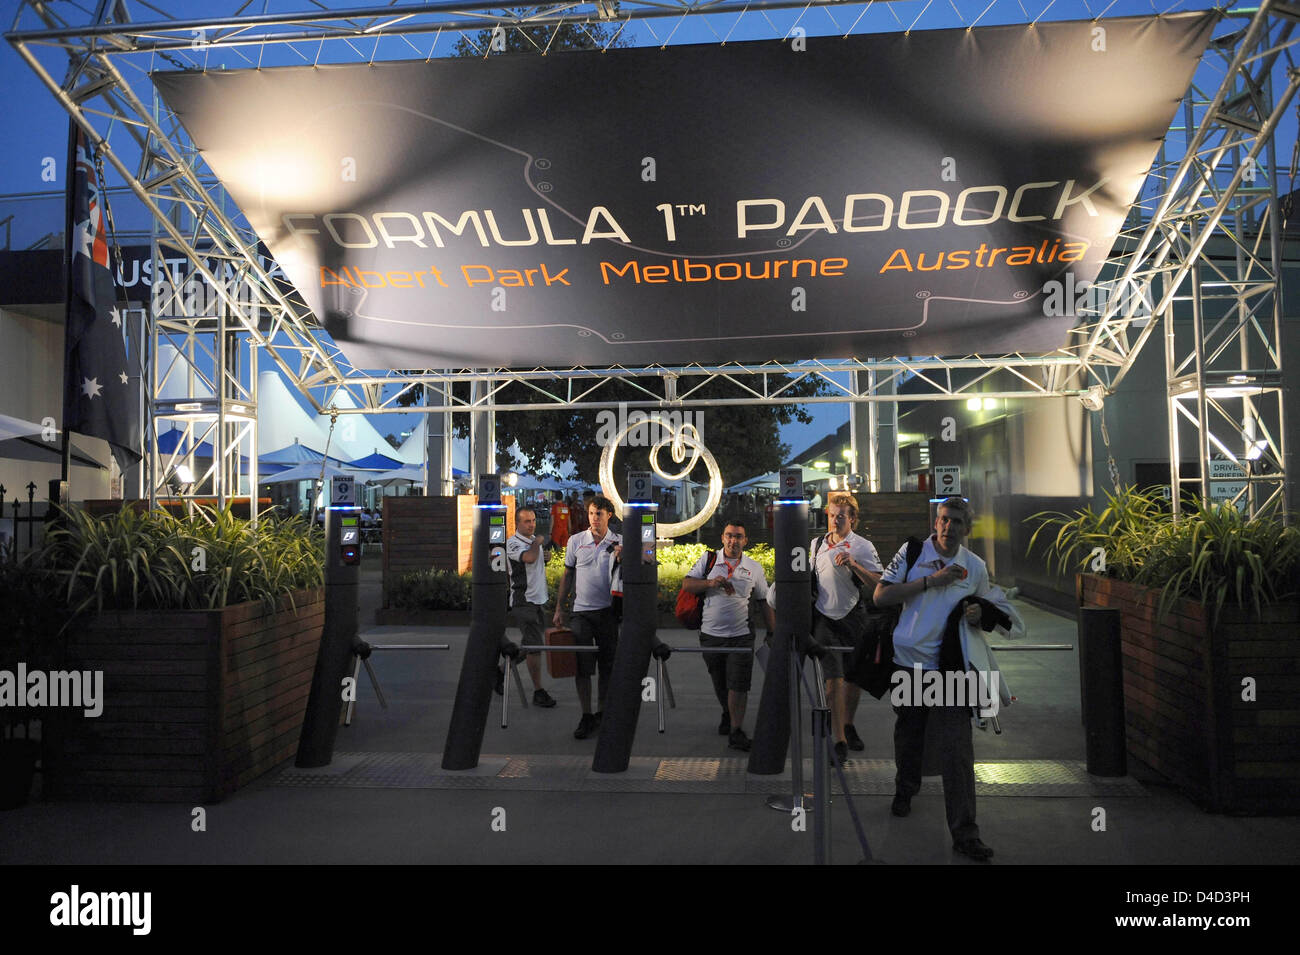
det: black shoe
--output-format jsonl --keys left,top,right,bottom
{"left": 833, "top": 741, "right": 848, "bottom": 764}
{"left": 573, "top": 713, "right": 598, "bottom": 739}
{"left": 953, "top": 837, "right": 994, "bottom": 861}
{"left": 728, "top": 728, "right": 752, "bottom": 752}
{"left": 844, "top": 724, "right": 865, "bottom": 751}
{"left": 533, "top": 688, "right": 557, "bottom": 708}
{"left": 718, "top": 711, "right": 731, "bottom": 736}
{"left": 891, "top": 793, "right": 911, "bottom": 817}
{"left": 493, "top": 665, "right": 504, "bottom": 696}
{"left": 593, "top": 710, "right": 603, "bottom": 729}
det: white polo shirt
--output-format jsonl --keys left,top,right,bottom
{"left": 811, "top": 532, "right": 882, "bottom": 620}
{"left": 564, "top": 528, "right": 622, "bottom": 613}
{"left": 506, "top": 532, "right": 548, "bottom": 607}
{"left": 687, "top": 550, "right": 770, "bottom": 638}
{"left": 882, "top": 536, "right": 989, "bottom": 669}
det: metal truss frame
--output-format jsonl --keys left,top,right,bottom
{"left": 6, "top": 0, "right": 1298, "bottom": 514}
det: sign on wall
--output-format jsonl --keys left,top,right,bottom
{"left": 155, "top": 13, "right": 1214, "bottom": 369}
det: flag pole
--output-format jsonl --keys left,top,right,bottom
{"left": 59, "top": 119, "right": 79, "bottom": 492}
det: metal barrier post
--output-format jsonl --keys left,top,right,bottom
{"left": 810, "top": 656, "right": 833, "bottom": 865}
{"left": 750, "top": 495, "right": 809, "bottom": 775}
{"left": 593, "top": 493, "right": 658, "bottom": 774}
{"left": 295, "top": 477, "right": 362, "bottom": 767}
{"left": 1079, "top": 608, "right": 1127, "bottom": 776}
{"left": 442, "top": 475, "right": 509, "bottom": 770}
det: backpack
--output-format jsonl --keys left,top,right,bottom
{"left": 846, "top": 536, "right": 924, "bottom": 699}
{"left": 673, "top": 550, "right": 719, "bottom": 629}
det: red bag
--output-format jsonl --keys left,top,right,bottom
{"left": 673, "top": 551, "right": 718, "bottom": 629}
{"left": 545, "top": 626, "right": 577, "bottom": 679}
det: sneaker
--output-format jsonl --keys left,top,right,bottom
{"left": 728, "top": 728, "right": 752, "bottom": 752}
{"left": 890, "top": 793, "right": 912, "bottom": 817}
{"left": 493, "top": 665, "right": 504, "bottom": 696}
{"left": 953, "top": 837, "right": 994, "bottom": 862}
{"left": 533, "top": 688, "right": 557, "bottom": 708}
{"left": 833, "top": 741, "right": 848, "bottom": 764}
{"left": 718, "top": 711, "right": 731, "bottom": 736}
{"left": 844, "top": 724, "right": 865, "bottom": 752}
{"left": 573, "top": 713, "right": 598, "bottom": 739}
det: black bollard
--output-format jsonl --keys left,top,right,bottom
{"left": 296, "top": 484, "right": 361, "bottom": 767}
{"left": 1080, "top": 606, "right": 1127, "bottom": 776}
{"left": 441, "top": 493, "right": 510, "bottom": 770}
{"left": 749, "top": 500, "right": 810, "bottom": 774}
{"left": 593, "top": 501, "right": 658, "bottom": 773}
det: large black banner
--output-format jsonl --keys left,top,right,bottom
{"left": 155, "top": 13, "right": 1214, "bottom": 369}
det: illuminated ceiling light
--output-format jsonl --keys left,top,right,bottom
{"left": 965, "top": 398, "right": 981, "bottom": 411}
{"left": 982, "top": 398, "right": 998, "bottom": 410}
{"left": 841, "top": 447, "right": 853, "bottom": 459}
{"left": 813, "top": 460, "right": 830, "bottom": 469}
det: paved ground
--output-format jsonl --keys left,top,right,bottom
{"left": 2, "top": 566, "right": 1297, "bottom": 868}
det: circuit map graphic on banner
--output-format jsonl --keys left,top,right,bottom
{"left": 154, "top": 12, "right": 1215, "bottom": 369}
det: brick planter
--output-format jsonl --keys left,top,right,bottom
{"left": 1079, "top": 574, "right": 1300, "bottom": 813}
{"left": 44, "top": 588, "right": 325, "bottom": 803}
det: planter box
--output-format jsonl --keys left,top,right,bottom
{"left": 1079, "top": 574, "right": 1300, "bottom": 813}
{"left": 44, "top": 588, "right": 325, "bottom": 803}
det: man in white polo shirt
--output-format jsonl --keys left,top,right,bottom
{"left": 553, "top": 495, "right": 622, "bottom": 740}
{"left": 873, "top": 495, "right": 994, "bottom": 862}
{"left": 681, "top": 520, "right": 775, "bottom": 751}
{"left": 809, "top": 493, "right": 883, "bottom": 764}
{"left": 503, "top": 506, "right": 558, "bottom": 708}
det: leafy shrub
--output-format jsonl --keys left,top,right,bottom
{"left": 29, "top": 503, "right": 324, "bottom": 618}
{"left": 1027, "top": 488, "right": 1300, "bottom": 624}
{"left": 389, "top": 569, "right": 472, "bottom": 611}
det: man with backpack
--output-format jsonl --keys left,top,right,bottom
{"left": 873, "top": 495, "right": 995, "bottom": 862}
{"left": 681, "top": 520, "right": 775, "bottom": 752}
{"left": 809, "top": 493, "right": 883, "bottom": 764}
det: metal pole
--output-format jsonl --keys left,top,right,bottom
{"left": 1079, "top": 607, "right": 1127, "bottom": 776}
{"left": 592, "top": 502, "right": 658, "bottom": 774}
{"left": 750, "top": 499, "right": 809, "bottom": 774}
{"left": 441, "top": 491, "right": 508, "bottom": 769}
{"left": 295, "top": 484, "right": 361, "bottom": 767}
{"left": 811, "top": 656, "right": 832, "bottom": 865}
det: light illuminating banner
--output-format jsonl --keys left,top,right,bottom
{"left": 155, "top": 13, "right": 1214, "bottom": 369}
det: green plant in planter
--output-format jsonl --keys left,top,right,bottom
{"left": 32, "top": 503, "right": 324, "bottom": 619}
{"left": 1027, "top": 487, "right": 1300, "bottom": 624}
{"left": 389, "top": 569, "right": 472, "bottom": 611}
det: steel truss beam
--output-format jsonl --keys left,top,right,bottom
{"left": 7, "top": 0, "right": 1296, "bottom": 513}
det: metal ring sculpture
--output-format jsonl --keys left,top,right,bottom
{"left": 598, "top": 419, "right": 723, "bottom": 538}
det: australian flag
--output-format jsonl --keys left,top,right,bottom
{"left": 63, "top": 127, "right": 141, "bottom": 471}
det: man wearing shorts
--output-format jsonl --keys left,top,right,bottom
{"left": 810, "top": 493, "right": 883, "bottom": 764}
{"left": 504, "top": 506, "right": 558, "bottom": 708}
{"left": 553, "top": 495, "right": 622, "bottom": 739}
{"left": 681, "top": 520, "right": 775, "bottom": 751}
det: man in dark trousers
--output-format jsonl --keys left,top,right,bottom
{"left": 873, "top": 496, "right": 995, "bottom": 862}
{"left": 681, "top": 520, "right": 775, "bottom": 751}
{"left": 503, "top": 506, "right": 558, "bottom": 708}
{"left": 553, "top": 495, "right": 621, "bottom": 739}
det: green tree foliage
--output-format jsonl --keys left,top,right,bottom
{"left": 452, "top": 7, "right": 629, "bottom": 57}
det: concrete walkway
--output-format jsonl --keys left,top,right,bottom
{"left": 2, "top": 569, "right": 1297, "bottom": 866}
